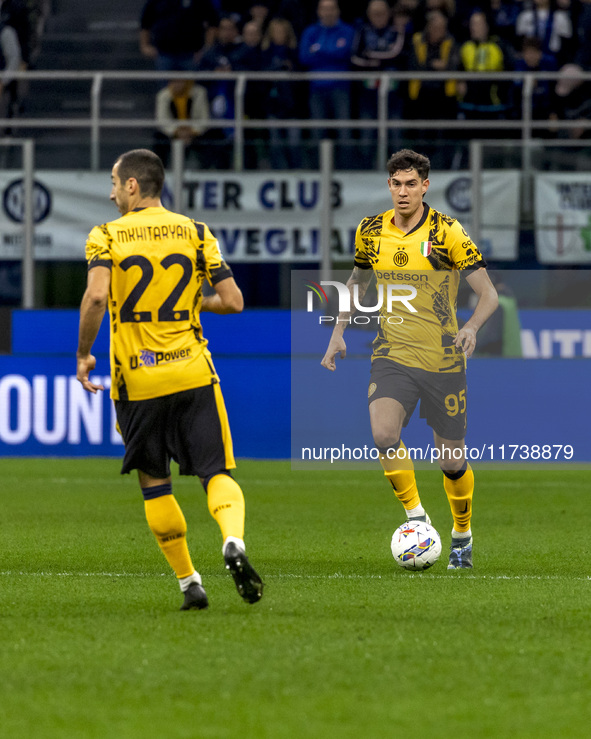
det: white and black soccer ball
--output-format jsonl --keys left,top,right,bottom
{"left": 391, "top": 520, "right": 442, "bottom": 571}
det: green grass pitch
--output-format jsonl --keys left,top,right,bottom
{"left": 1, "top": 458, "right": 590, "bottom": 738}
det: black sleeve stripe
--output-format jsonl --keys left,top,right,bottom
{"left": 463, "top": 259, "right": 487, "bottom": 271}
{"left": 88, "top": 259, "right": 112, "bottom": 270}
{"left": 354, "top": 259, "right": 373, "bottom": 269}
{"left": 210, "top": 265, "right": 233, "bottom": 285}
{"left": 192, "top": 220, "right": 205, "bottom": 242}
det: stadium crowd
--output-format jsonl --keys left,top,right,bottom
{"left": 0, "top": 0, "right": 49, "bottom": 125}
{"left": 140, "top": 0, "right": 591, "bottom": 168}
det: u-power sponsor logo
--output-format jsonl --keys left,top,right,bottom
{"left": 130, "top": 347, "right": 192, "bottom": 370}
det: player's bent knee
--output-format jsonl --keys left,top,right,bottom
{"left": 441, "top": 460, "right": 468, "bottom": 478}
{"left": 373, "top": 432, "right": 401, "bottom": 453}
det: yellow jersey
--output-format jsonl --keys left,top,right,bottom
{"left": 85, "top": 206, "right": 232, "bottom": 401}
{"left": 354, "top": 203, "right": 486, "bottom": 373}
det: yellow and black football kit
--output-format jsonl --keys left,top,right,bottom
{"left": 355, "top": 203, "right": 486, "bottom": 439}
{"left": 85, "top": 205, "right": 235, "bottom": 476}
{"left": 355, "top": 202, "right": 486, "bottom": 374}
{"left": 86, "top": 205, "right": 231, "bottom": 402}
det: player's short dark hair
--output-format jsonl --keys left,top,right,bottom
{"left": 115, "top": 149, "right": 165, "bottom": 198}
{"left": 387, "top": 149, "right": 430, "bottom": 181}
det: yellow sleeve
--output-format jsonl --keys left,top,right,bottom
{"left": 447, "top": 219, "right": 487, "bottom": 271}
{"left": 85, "top": 224, "right": 113, "bottom": 269}
{"left": 354, "top": 214, "right": 382, "bottom": 269}
{"left": 195, "top": 221, "right": 233, "bottom": 285}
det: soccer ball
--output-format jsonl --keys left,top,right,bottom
{"left": 391, "top": 520, "right": 442, "bottom": 571}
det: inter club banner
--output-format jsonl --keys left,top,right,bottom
{"left": 0, "top": 171, "right": 519, "bottom": 262}
{"left": 535, "top": 174, "right": 591, "bottom": 264}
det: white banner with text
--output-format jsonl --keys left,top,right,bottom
{"left": 0, "top": 171, "right": 519, "bottom": 261}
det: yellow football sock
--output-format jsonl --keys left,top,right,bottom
{"left": 443, "top": 463, "right": 474, "bottom": 533}
{"left": 380, "top": 441, "right": 421, "bottom": 511}
{"left": 144, "top": 494, "right": 195, "bottom": 579}
{"left": 207, "top": 474, "right": 245, "bottom": 541}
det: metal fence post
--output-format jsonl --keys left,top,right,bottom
{"left": 320, "top": 139, "right": 334, "bottom": 282}
{"left": 377, "top": 73, "right": 389, "bottom": 170}
{"left": 22, "top": 139, "right": 35, "bottom": 309}
{"left": 172, "top": 138, "right": 184, "bottom": 213}
{"left": 234, "top": 74, "right": 246, "bottom": 172}
{"left": 469, "top": 139, "right": 482, "bottom": 248}
{"left": 90, "top": 73, "right": 103, "bottom": 172}
{"left": 522, "top": 73, "right": 535, "bottom": 218}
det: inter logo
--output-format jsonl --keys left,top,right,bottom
{"left": 368, "top": 382, "right": 377, "bottom": 398}
{"left": 393, "top": 249, "right": 408, "bottom": 267}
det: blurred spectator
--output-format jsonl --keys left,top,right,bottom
{"left": 407, "top": 10, "right": 459, "bottom": 165}
{"left": 553, "top": 63, "right": 591, "bottom": 139}
{"left": 197, "top": 15, "right": 243, "bottom": 165}
{"left": 232, "top": 20, "right": 266, "bottom": 167}
{"left": 351, "top": 0, "right": 409, "bottom": 166}
{"left": 416, "top": 0, "right": 462, "bottom": 36}
{"left": 512, "top": 37, "right": 558, "bottom": 124}
{"left": 408, "top": 10, "right": 458, "bottom": 117}
{"left": 457, "top": 11, "right": 508, "bottom": 120}
{"left": 245, "top": 2, "right": 273, "bottom": 33}
{"left": 140, "top": 0, "right": 219, "bottom": 71}
{"left": 515, "top": 0, "right": 573, "bottom": 67}
{"left": 262, "top": 17, "right": 303, "bottom": 168}
{"left": 575, "top": 0, "right": 591, "bottom": 70}
{"left": 1, "top": 0, "right": 28, "bottom": 63}
{"left": 0, "top": 2, "right": 22, "bottom": 126}
{"left": 198, "top": 15, "right": 243, "bottom": 120}
{"left": 299, "top": 0, "right": 355, "bottom": 167}
{"left": 154, "top": 79, "right": 210, "bottom": 168}
{"left": 24, "top": 0, "right": 49, "bottom": 68}
{"left": 487, "top": 0, "right": 521, "bottom": 54}
{"left": 233, "top": 20, "right": 265, "bottom": 75}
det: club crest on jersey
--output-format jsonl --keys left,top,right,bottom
{"left": 393, "top": 249, "right": 408, "bottom": 267}
{"left": 420, "top": 241, "right": 432, "bottom": 257}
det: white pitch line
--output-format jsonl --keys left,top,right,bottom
{"left": 0, "top": 571, "right": 589, "bottom": 582}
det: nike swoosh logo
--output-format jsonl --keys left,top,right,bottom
{"left": 460, "top": 501, "right": 469, "bottom": 514}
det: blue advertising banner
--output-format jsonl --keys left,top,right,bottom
{"left": 1, "top": 308, "right": 590, "bottom": 460}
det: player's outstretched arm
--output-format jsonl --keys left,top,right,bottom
{"left": 320, "top": 266, "right": 373, "bottom": 371}
{"left": 455, "top": 268, "right": 499, "bottom": 358}
{"left": 201, "top": 277, "right": 244, "bottom": 314}
{"left": 76, "top": 265, "right": 110, "bottom": 393}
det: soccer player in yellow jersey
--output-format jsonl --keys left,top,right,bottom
{"left": 321, "top": 149, "right": 499, "bottom": 569}
{"left": 76, "top": 149, "right": 263, "bottom": 609}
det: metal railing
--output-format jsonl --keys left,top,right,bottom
{"left": 4, "top": 69, "right": 591, "bottom": 170}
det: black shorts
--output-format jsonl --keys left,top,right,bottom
{"left": 368, "top": 358, "right": 467, "bottom": 440}
{"left": 115, "top": 383, "right": 235, "bottom": 479}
